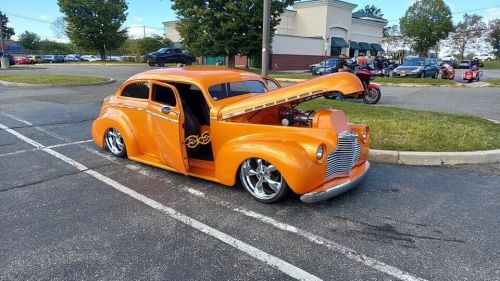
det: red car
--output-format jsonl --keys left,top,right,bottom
{"left": 14, "top": 57, "right": 31, "bottom": 65}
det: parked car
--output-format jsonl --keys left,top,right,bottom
{"left": 106, "top": 56, "right": 121, "bottom": 62}
{"left": 309, "top": 59, "right": 327, "bottom": 72}
{"left": 42, "top": 55, "right": 65, "bottom": 63}
{"left": 392, "top": 57, "right": 439, "bottom": 78}
{"left": 91, "top": 68, "right": 370, "bottom": 203}
{"left": 474, "top": 54, "right": 496, "bottom": 61}
{"left": 14, "top": 56, "right": 31, "bottom": 65}
{"left": 457, "top": 60, "right": 472, "bottom": 69}
{"left": 312, "top": 58, "right": 339, "bottom": 75}
{"left": 64, "top": 54, "right": 81, "bottom": 62}
{"left": 145, "top": 48, "right": 194, "bottom": 67}
{"left": 440, "top": 55, "right": 457, "bottom": 61}
{"left": 0, "top": 51, "right": 15, "bottom": 66}
{"left": 81, "top": 55, "right": 100, "bottom": 62}
{"left": 25, "top": 55, "right": 43, "bottom": 64}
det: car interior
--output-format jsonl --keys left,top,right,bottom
{"left": 166, "top": 82, "right": 213, "bottom": 161}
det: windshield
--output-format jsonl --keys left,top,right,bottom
{"left": 403, "top": 59, "right": 425, "bottom": 66}
{"left": 325, "top": 59, "right": 338, "bottom": 67}
{"left": 156, "top": 48, "right": 167, "bottom": 53}
{"left": 208, "top": 80, "right": 267, "bottom": 101}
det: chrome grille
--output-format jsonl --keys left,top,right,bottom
{"left": 326, "top": 131, "right": 361, "bottom": 179}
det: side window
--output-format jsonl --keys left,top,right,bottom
{"left": 121, "top": 82, "right": 149, "bottom": 99}
{"left": 208, "top": 84, "right": 227, "bottom": 101}
{"left": 152, "top": 85, "right": 177, "bottom": 107}
{"left": 174, "top": 49, "right": 182, "bottom": 54}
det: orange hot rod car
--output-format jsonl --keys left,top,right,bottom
{"left": 92, "top": 67, "right": 370, "bottom": 203}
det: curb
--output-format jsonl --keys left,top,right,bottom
{"left": 368, "top": 149, "right": 500, "bottom": 165}
{"left": 0, "top": 78, "right": 115, "bottom": 87}
{"left": 274, "top": 78, "right": 495, "bottom": 88}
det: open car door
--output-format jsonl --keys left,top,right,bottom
{"left": 147, "top": 81, "right": 188, "bottom": 173}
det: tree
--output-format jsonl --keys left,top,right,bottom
{"left": 57, "top": 0, "right": 128, "bottom": 61}
{"left": 51, "top": 17, "right": 67, "bottom": 39}
{"left": 172, "top": 0, "right": 294, "bottom": 68}
{"left": 136, "top": 35, "right": 172, "bottom": 55}
{"left": 357, "top": 5, "right": 384, "bottom": 18}
{"left": 0, "top": 11, "right": 15, "bottom": 39}
{"left": 37, "top": 39, "right": 76, "bottom": 54}
{"left": 400, "top": 0, "right": 453, "bottom": 56}
{"left": 448, "top": 14, "right": 486, "bottom": 60}
{"left": 487, "top": 19, "right": 500, "bottom": 58}
{"left": 18, "top": 31, "right": 41, "bottom": 50}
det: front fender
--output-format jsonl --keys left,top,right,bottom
{"left": 214, "top": 137, "right": 326, "bottom": 195}
{"left": 91, "top": 108, "right": 141, "bottom": 156}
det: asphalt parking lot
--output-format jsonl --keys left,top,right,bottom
{"left": 1, "top": 64, "right": 500, "bottom": 280}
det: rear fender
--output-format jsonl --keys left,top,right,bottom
{"left": 92, "top": 109, "right": 140, "bottom": 156}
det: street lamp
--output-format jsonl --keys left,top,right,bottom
{"left": 261, "top": 0, "right": 270, "bottom": 77}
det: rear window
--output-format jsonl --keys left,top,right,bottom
{"left": 208, "top": 80, "right": 266, "bottom": 101}
{"left": 121, "top": 82, "right": 149, "bottom": 99}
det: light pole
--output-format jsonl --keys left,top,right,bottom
{"left": 261, "top": 0, "right": 271, "bottom": 77}
{"left": 0, "top": 13, "right": 9, "bottom": 69}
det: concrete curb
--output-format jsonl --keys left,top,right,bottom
{"left": 368, "top": 149, "right": 500, "bottom": 165}
{"left": 274, "top": 78, "right": 496, "bottom": 88}
{"left": 0, "top": 78, "right": 115, "bottom": 88}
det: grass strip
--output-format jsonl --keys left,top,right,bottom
{"left": 482, "top": 60, "right": 500, "bottom": 70}
{"left": 0, "top": 74, "right": 109, "bottom": 85}
{"left": 299, "top": 99, "right": 500, "bottom": 152}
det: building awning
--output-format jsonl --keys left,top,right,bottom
{"left": 331, "top": 37, "right": 349, "bottom": 48}
{"left": 371, "top": 43, "right": 384, "bottom": 52}
{"left": 358, "top": 42, "right": 373, "bottom": 51}
{"left": 349, "top": 41, "right": 361, "bottom": 50}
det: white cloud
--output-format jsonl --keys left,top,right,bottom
{"left": 126, "top": 25, "right": 164, "bottom": 39}
{"left": 483, "top": 7, "right": 500, "bottom": 22}
{"left": 39, "top": 15, "right": 50, "bottom": 21}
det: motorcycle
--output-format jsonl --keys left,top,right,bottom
{"left": 462, "top": 65, "right": 482, "bottom": 83}
{"left": 327, "top": 65, "right": 381, "bottom": 104}
{"left": 440, "top": 64, "right": 455, "bottom": 80}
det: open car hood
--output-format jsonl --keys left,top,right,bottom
{"left": 219, "top": 72, "right": 364, "bottom": 120}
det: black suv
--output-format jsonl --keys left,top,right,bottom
{"left": 145, "top": 48, "right": 194, "bottom": 67}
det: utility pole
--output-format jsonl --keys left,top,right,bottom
{"left": 0, "top": 12, "right": 9, "bottom": 69}
{"left": 261, "top": 0, "right": 271, "bottom": 77}
{"left": 0, "top": 13, "right": 4, "bottom": 56}
{"left": 143, "top": 26, "right": 146, "bottom": 38}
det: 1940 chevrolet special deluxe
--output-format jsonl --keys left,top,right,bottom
{"left": 92, "top": 67, "right": 370, "bottom": 203}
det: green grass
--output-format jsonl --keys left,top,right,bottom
{"left": 0, "top": 74, "right": 109, "bottom": 84}
{"left": 373, "top": 77, "right": 456, "bottom": 85}
{"left": 482, "top": 60, "right": 500, "bottom": 70}
{"left": 485, "top": 79, "right": 500, "bottom": 86}
{"left": 0, "top": 66, "right": 47, "bottom": 70}
{"left": 298, "top": 99, "right": 500, "bottom": 152}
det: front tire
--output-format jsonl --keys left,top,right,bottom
{"left": 239, "top": 158, "right": 289, "bottom": 203}
{"left": 104, "top": 128, "right": 127, "bottom": 158}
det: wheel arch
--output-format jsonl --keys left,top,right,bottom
{"left": 92, "top": 111, "right": 141, "bottom": 157}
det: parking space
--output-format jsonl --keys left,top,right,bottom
{"left": 1, "top": 65, "right": 500, "bottom": 280}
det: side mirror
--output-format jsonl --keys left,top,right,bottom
{"left": 161, "top": 106, "right": 171, "bottom": 114}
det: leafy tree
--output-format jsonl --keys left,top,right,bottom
{"left": 0, "top": 11, "right": 15, "bottom": 39}
{"left": 57, "top": 0, "right": 128, "bottom": 61}
{"left": 357, "top": 5, "right": 384, "bottom": 18}
{"left": 37, "top": 39, "right": 76, "bottom": 54}
{"left": 487, "top": 19, "right": 500, "bottom": 58}
{"left": 400, "top": 0, "right": 453, "bottom": 56}
{"left": 448, "top": 14, "right": 486, "bottom": 60}
{"left": 18, "top": 31, "right": 41, "bottom": 50}
{"left": 51, "top": 17, "right": 67, "bottom": 39}
{"left": 172, "top": 0, "right": 294, "bottom": 68}
{"left": 136, "top": 35, "right": 172, "bottom": 55}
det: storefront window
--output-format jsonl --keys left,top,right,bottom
{"left": 330, "top": 47, "right": 341, "bottom": 57}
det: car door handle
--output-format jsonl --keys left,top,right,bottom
{"left": 161, "top": 106, "right": 171, "bottom": 114}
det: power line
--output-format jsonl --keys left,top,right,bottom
{"left": 3, "top": 11, "right": 54, "bottom": 24}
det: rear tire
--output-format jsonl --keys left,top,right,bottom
{"left": 363, "top": 88, "right": 381, "bottom": 104}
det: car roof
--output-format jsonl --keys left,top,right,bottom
{"left": 127, "top": 67, "right": 264, "bottom": 89}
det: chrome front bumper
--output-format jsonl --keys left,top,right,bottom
{"left": 300, "top": 161, "right": 370, "bottom": 203}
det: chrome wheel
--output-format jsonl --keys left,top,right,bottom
{"left": 240, "top": 158, "right": 288, "bottom": 202}
{"left": 105, "top": 128, "right": 126, "bottom": 157}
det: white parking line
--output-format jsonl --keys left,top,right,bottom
{"left": 184, "top": 188, "right": 427, "bottom": 281}
{"left": 1, "top": 112, "right": 428, "bottom": 281}
{"left": 0, "top": 121, "right": 321, "bottom": 281}
{"left": 0, "top": 140, "right": 93, "bottom": 157}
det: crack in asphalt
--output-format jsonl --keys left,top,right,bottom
{"left": 0, "top": 118, "right": 95, "bottom": 131}
{"left": 0, "top": 163, "right": 114, "bottom": 193}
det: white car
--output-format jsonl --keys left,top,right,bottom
{"left": 81, "top": 55, "right": 100, "bottom": 62}
{"left": 473, "top": 54, "right": 496, "bottom": 61}
{"left": 440, "top": 55, "right": 457, "bottom": 61}
{"left": 309, "top": 60, "right": 326, "bottom": 71}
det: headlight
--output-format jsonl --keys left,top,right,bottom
{"left": 316, "top": 144, "right": 324, "bottom": 160}
{"left": 362, "top": 128, "right": 368, "bottom": 140}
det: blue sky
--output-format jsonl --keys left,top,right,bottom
{"left": 2, "top": 0, "right": 500, "bottom": 41}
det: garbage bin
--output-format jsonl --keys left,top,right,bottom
{"left": 0, "top": 57, "right": 9, "bottom": 69}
